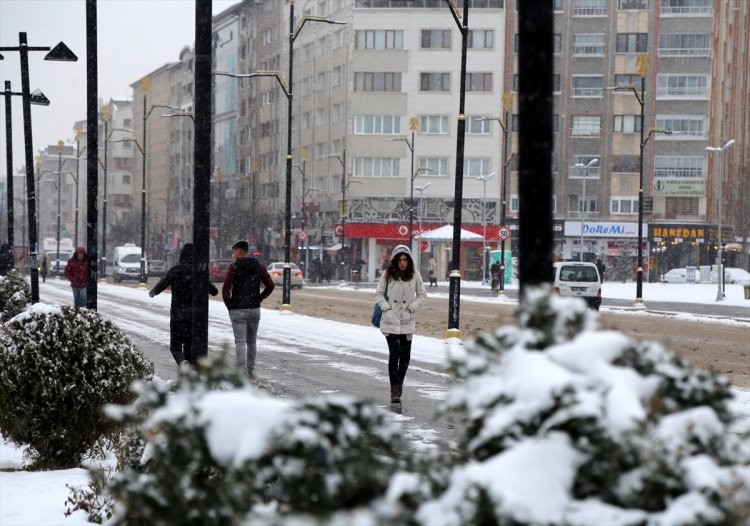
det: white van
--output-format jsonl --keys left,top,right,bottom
{"left": 113, "top": 244, "right": 145, "bottom": 282}
{"left": 553, "top": 261, "right": 602, "bottom": 310}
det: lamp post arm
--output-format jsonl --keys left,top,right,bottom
{"left": 292, "top": 16, "right": 346, "bottom": 44}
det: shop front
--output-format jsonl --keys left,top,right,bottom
{"left": 341, "top": 223, "right": 499, "bottom": 282}
{"left": 649, "top": 223, "right": 712, "bottom": 281}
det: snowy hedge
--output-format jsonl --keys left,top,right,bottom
{"left": 0, "top": 268, "right": 30, "bottom": 322}
{"left": 0, "top": 305, "right": 154, "bottom": 469}
{"left": 101, "top": 355, "right": 409, "bottom": 525}
{"left": 415, "top": 289, "right": 750, "bottom": 525}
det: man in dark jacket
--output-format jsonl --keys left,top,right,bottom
{"left": 64, "top": 247, "right": 88, "bottom": 312}
{"left": 222, "top": 240, "right": 275, "bottom": 378}
{"left": 149, "top": 243, "right": 218, "bottom": 366}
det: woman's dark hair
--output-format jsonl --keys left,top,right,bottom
{"left": 385, "top": 251, "right": 414, "bottom": 281}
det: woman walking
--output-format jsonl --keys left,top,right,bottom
{"left": 374, "top": 245, "right": 426, "bottom": 403}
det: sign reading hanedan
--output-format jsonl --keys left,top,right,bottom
{"left": 653, "top": 178, "right": 706, "bottom": 197}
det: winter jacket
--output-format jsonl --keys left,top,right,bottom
{"left": 149, "top": 244, "right": 218, "bottom": 320}
{"left": 374, "top": 270, "right": 426, "bottom": 335}
{"left": 64, "top": 247, "right": 88, "bottom": 288}
{"left": 222, "top": 256, "right": 275, "bottom": 310}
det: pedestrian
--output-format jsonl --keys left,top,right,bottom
{"left": 0, "top": 243, "right": 12, "bottom": 276}
{"left": 222, "top": 240, "right": 276, "bottom": 379}
{"left": 374, "top": 244, "right": 426, "bottom": 403}
{"left": 40, "top": 252, "right": 49, "bottom": 283}
{"left": 427, "top": 254, "right": 437, "bottom": 287}
{"left": 149, "top": 243, "right": 218, "bottom": 367}
{"left": 64, "top": 247, "right": 88, "bottom": 312}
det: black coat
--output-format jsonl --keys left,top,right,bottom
{"left": 150, "top": 245, "right": 218, "bottom": 320}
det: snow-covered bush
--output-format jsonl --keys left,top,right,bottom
{"left": 416, "top": 288, "right": 750, "bottom": 525}
{"left": 0, "top": 268, "right": 30, "bottom": 322}
{"left": 0, "top": 305, "right": 154, "bottom": 469}
{"left": 103, "top": 354, "right": 409, "bottom": 525}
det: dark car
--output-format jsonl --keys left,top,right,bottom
{"left": 209, "top": 258, "right": 233, "bottom": 282}
{"left": 147, "top": 259, "right": 167, "bottom": 277}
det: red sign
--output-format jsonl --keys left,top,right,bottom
{"left": 298, "top": 231, "right": 307, "bottom": 241}
{"left": 499, "top": 226, "right": 511, "bottom": 240}
{"left": 334, "top": 225, "right": 343, "bottom": 236}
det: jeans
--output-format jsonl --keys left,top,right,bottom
{"left": 72, "top": 287, "right": 86, "bottom": 308}
{"left": 170, "top": 317, "right": 191, "bottom": 365}
{"left": 385, "top": 333, "right": 412, "bottom": 388}
{"left": 228, "top": 308, "right": 261, "bottom": 376}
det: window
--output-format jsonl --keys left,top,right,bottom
{"left": 655, "top": 115, "right": 705, "bottom": 137}
{"left": 355, "top": 29, "right": 404, "bottom": 50}
{"left": 353, "top": 157, "right": 400, "bottom": 178}
{"left": 654, "top": 156, "right": 704, "bottom": 178}
{"left": 463, "top": 158, "right": 491, "bottom": 177}
{"left": 122, "top": 174, "right": 131, "bottom": 185}
{"left": 616, "top": 33, "right": 648, "bottom": 53}
{"left": 571, "top": 75, "right": 603, "bottom": 97}
{"left": 570, "top": 194, "right": 599, "bottom": 213}
{"left": 354, "top": 72, "right": 402, "bottom": 92}
{"left": 421, "top": 29, "right": 451, "bottom": 49}
{"left": 353, "top": 115, "right": 401, "bottom": 135}
{"left": 466, "top": 116, "right": 492, "bottom": 135}
{"left": 656, "top": 74, "right": 709, "bottom": 98}
{"left": 300, "top": 112, "right": 311, "bottom": 130}
{"left": 570, "top": 156, "right": 600, "bottom": 178}
{"left": 315, "top": 72, "right": 327, "bottom": 92}
{"left": 420, "top": 72, "right": 451, "bottom": 92}
{"left": 613, "top": 115, "right": 642, "bottom": 133}
{"left": 315, "top": 141, "right": 328, "bottom": 159}
{"left": 511, "top": 194, "right": 556, "bottom": 213}
{"left": 613, "top": 74, "right": 644, "bottom": 91}
{"left": 316, "top": 108, "right": 327, "bottom": 125}
{"left": 612, "top": 155, "right": 640, "bottom": 172}
{"left": 332, "top": 66, "right": 343, "bottom": 87}
{"left": 573, "top": 33, "right": 605, "bottom": 55}
{"left": 574, "top": 0, "right": 608, "bottom": 16}
{"left": 571, "top": 116, "right": 601, "bottom": 136}
{"left": 466, "top": 72, "right": 492, "bottom": 92}
{"left": 331, "top": 103, "right": 343, "bottom": 123}
{"left": 619, "top": 0, "right": 648, "bottom": 8}
{"left": 660, "top": 0, "right": 710, "bottom": 15}
{"left": 418, "top": 157, "right": 449, "bottom": 177}
{"left": 658, "top": 33, "right": 711, "bottom": 57}
{"left": 468, "top": 30, "right": 494, "bottom": 49}
{"left": 610, "top": 197, "right": 638, "bottom": 214}
{"left": 665, "top": 197, "right": 699, "bottom": 217}
{"left": 300, "top": 77, "right": 312, "bottom": 96}
{"left": 420, "top": 115, "right": 449, "bottom": 134}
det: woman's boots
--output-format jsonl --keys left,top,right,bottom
{"left": 390, "top": 384, "right": 403, "bottom": 403}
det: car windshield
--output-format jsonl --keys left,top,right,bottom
{"left": 122, "top": 254, "right": 140, "bottom": 263}
{"left": 559, "top": 265, "right": 598, "bottom": 282}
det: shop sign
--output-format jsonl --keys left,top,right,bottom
{"left": 653, "top": 178, "right": 706, "bottom": 197}
{"left": 564, "top": 221, "right": 645, "bottom": 238}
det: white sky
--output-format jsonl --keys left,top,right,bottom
{"left": 1, "top": 280, "right": 749, "bottom": 523}
{"left": 0, "top": 0, "right": 238, "bottom": 177}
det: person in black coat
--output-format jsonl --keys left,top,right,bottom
{"left": 149, "top": 243, "right": 218, "bottom": 366}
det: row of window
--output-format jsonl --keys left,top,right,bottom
{"left": 351, "top": 113, "right": 707, "bottom": 138}
{"left": 355, "top": 29, "right": 495, "bottom": 50}
{"left": 347, "top": 71, "right": 710, "bottom": 98}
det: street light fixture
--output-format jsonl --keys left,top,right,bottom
{"left": 0, "top": 33, "right": 76, "bottom": 302}
{"left": 705, "top": 139, "right": 735, "bottom": 301}
{"left": 574, "top": 158, "right": 598, "bottom": 262}
{"left": 477, "top": 171, "right": 496, "bottom": 284}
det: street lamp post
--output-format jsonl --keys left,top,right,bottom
{"left": 477, "top": 172, "right": 496, "bottom": 283}
{"left": 574, "top": 159, "right": 598, "bottom": 262}
{"left": 705, "top": 139, "right": 735, "bottom": 301}
{"left": 415, "top": 183, "right": 432, "bottom": 247}
{"left": 446, "top": 0, "right": 469, "bottom": 339}
{"left": 0, "top": 32, "right": 76, "bottom": 302}
{"left": 55, "top": 140, "right": 64, "bottom": 274}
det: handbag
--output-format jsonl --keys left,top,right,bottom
{"left": 371, "top": 280, "right": 389, "bottom": 327}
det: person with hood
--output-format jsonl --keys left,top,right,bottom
{"left": 40, "top": 252, "right": 49, "bottom": 282}
{"left": 149, "top": 243, "right": 218, "bottom": 366}
{"left": 374, "top": 244, "right": 426, "bottom": 403}
{"left": 64, "top": 247, "right": 88, "bottom": 311}
{"left": 222, "top": 240, "right": 275, "bottom": 378}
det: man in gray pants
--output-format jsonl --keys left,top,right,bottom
{"left": 222, "top": 241, "right": 275, "bottom": 378}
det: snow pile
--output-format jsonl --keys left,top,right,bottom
{"left": 417, "top": 288, "right": 750, "bottom": 525}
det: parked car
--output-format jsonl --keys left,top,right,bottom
{"left": 552, "top": 261, "right": 602, "bottom": 310}
{"left": 722, "top": 267, "right": 750, "bottom": 285}
{"left": 209, "top": 258, "right": 233, "bottom": 282}
{"left": 147, "top": 259, "right": 167, "bottom": 277}
{"left": 661, "top": 268, "right": 687, "bottom": 283}
{"left": 267, "top": 262, "right": 304, "bottom": 288}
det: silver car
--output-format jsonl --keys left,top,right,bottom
{"left": 267, "top": 262, "right": 304, "bottom": 288}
